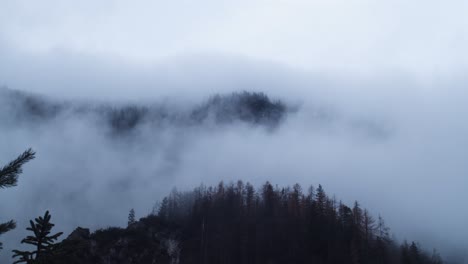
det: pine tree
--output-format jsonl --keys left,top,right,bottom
{"left": 128, "top": 208, "right": 136, "bottom": 226}
{"left": 377, "top": 215, "right": 390, "bottom": 241}
{"left": 409, "top": 242, "right": 422, "bottom": 264}
{"left": 431, "top": 249, "right": 443, "bottom": 264}
{"left": 401, "top": 241, "right": 411, "bottom": 264}
{"left": 12, "top": 211, "right": 63, "bottom": 264}
{"left": 158, "top": 197, "right": 169, "bottom": 220}
{"left": 375, "top": 214, "right": 390, "bottom": 264}
{"left": 315, "top": 184, "right": 327, "bottom": 215}
{"left": 0, "top": 149, "right": 35, "bottom": 250}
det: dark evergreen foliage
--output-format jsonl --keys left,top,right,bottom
{"left": 156, "top": 181, "right": 443, "bottom": 264}
{"left": 0, "top": 149, "right": 35, "bottom": 250}
{"left": 1, "top": 89, "right": 63, "bottom": 121}
{"left": 50, "top": 216, "right": 175, "bottom": 264}
{"left": 191, "top": 91, "right": 286, "bottom": 126}
{"left": 38, "top": 181, "right": 449, "bottom": 264}
{"left": 0, "top": 221, "right": 16, "bottom": 250}
{"left": 106, "top": 105, "right": 149, "bottom": 132}
{"left": 0, "top": 148, "right": 35, "bottom": 189}
{"left": 128, "top": 208, "right": 136, "bottom": 226}
{"left": 1, "top": 88, "right": 289, "bottom": 133}
{"left": 12, "top": 211, "right": 63, "bottom": 264}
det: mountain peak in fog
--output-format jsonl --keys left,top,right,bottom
{"left": 0, "top": 88, "right": 290, "bottom": 134}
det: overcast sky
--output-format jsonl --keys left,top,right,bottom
{"left": 1, "top": 1, "right": 468, "bottom": 262}
{"left": 2, "top": 0, "right": 468, "bottom": 77}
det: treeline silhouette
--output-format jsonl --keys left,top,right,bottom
{"left": 0, "top": 88, "right": 288, "bottom": 132}
{"left": 190, "top": 92, "right": 285, "bottom": 126}
{"left": 0, "top": 149, "right": 448, "bottom": 263}
{"left": 158, "top": 181, "right": 443, "bottom": 264}
{"left": 2, "top": 179, "right": 448, "bottom": 264}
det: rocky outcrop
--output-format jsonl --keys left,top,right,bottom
{"left": 66, "top": 227, "right": 91, "bottom": 241}
{"left": 53, "top": 215, "right": 178, "bottom": 264}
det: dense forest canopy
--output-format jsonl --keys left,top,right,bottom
{"left": 154, "top": 181, "right": 444, "bottom": 264}
{"left": 46, "top": 181, "right": 445, "bottom": 264}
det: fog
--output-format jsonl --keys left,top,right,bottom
{"left": 1, "top": 53, "right": 468, "bottom": 262}
{"left": 1, "top": 0, "right": 468, "bottom": 262}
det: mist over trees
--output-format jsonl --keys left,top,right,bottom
{"left": 0, "top": 88, "right": 289, "bottom": 133}
{"left": 154, "top": 181, "right": 443, "bottom": 264}
{"left": 0, "top": 89, "right": 462, "bottom": 263}
{"left": 0, "top": 148, "right": 447, "bottom": 263}
{"left": 1, "top": 0, "right": 467, "bottom": 262}
{"left": 45, "top": 181, "right": 445, "bottom": 264}
{"left": 0, "top": 132, "right": 452, "bottom": 263}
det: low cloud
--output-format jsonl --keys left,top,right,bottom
{"left": 0, "top": 49, "right": 467, "bottom": 263}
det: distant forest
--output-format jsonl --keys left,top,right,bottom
{"left": 42, "top": 181, "right": 444, "bottom": 264}
{"left": 154, "top": 181, "right": 443, "bottom": 264}
{"left": 0, "top": 92, "right": 446, "bottom": 263}
{"left": 0, "top": 88, "right": 289, "bottom": 132}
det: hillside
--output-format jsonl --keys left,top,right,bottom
{"left": 44, "top": 181, "right": 443, "bottom": 264}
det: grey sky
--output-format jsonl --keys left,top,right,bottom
{"left": 2, "top": 0, "right": 468, "bottom": 77}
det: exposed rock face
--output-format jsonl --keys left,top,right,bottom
{"left": 54, "top": 215, "right": 177, "bottom": 264}
{"left": 67, "top": 227, "right": 91, "bottom": 241}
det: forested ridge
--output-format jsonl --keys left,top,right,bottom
{"left": 0, "top": 95, "right": 451, "bottom": 263}
{"left": 154, "top": 181, "right": 443, "bottom": 264}
{"left": 35, "top": 181, "right": 444, "bottom": 264}
{"left": 0, "top": 88, "right": 288, "bottom": 132}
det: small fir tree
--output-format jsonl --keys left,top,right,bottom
{"left": 12, "top": 211, "right": 63, "bottom": 264}
{"left": 128, "top": 208, "right": 136, "bottom": 226}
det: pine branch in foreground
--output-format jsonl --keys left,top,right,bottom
{"left": 0, "top": 220, "right": 16, "bottom": 250}
{"left": 0, "top": 148, "right": 35, "bottom": 252}
{"left": 0, "top": 148, "right": 35, "bottom": 188}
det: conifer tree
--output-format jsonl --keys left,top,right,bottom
{"left": 315, "top": 184, "right": 326, "bottom": 214}
{"left": 0, "top": 149, "right": 35, "bottom": 250}
{"left": 128, "top": 208, "right": 136, "bottom": 226}
{"left": 431, "top": 249, "right": 443, "bottom": 264}
{"left": 12, "top": 211, "right": 63, "bottom": 264}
